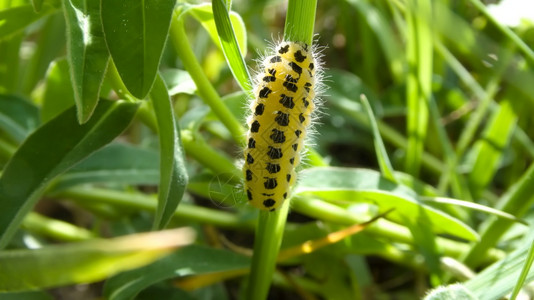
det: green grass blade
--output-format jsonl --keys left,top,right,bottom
{"left": 463, "top": 162, "right": 534, "bottom": 267}
{"left": 360, "top": 95, "right": 396, "bottom": 182}
{"left": 345, "top": 0, "right": 404, "bottom": 82}
{"left": 0, "top": 228, "right": 195, "bottom": 292}
{"left": 0, "top": 100, "right": 139, "bottom": 249}
{"left": 404, "top": 0, "right": 432, "bottom": 177}
{"left": 101, "top": 0, "right": 175, "bottom": 99}
{"left": 212, "top": 0, "right": 251, "bottom": 93}
{"left": 468, "top": 99, "right": 517, "bottom": 198}
{"left": 150, "top": 74, "right": 188, "bottom": 230}
{"left": 510, "top": 239, "right": 534, "bottom": 300}
{"left": 63, "top": 0, "right": 109, "bottom": 123}
{"left": 464, "top": 232, "right": 534, "bottom": 300}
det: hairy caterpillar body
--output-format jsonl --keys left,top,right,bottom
{"left": 243, "top": 41, "right": 318, "bottom": 211}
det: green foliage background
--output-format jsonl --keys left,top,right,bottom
{"left": 0, "top": 0, "right": 534, "bottom": 299}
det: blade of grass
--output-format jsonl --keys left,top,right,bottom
{"left": 404, "top": 0, "right": 433, "bottom": 177}
{"left": 510, "top": 239, "right": 534, "bottom": 300}
{"left": 468, "top": 99, "right": 517, "bottom": 199}
{"left": 212, "top": 0, "right": 251, "bottom": 93}
{"left": 463, "top": 162, "right": 534, "bottom": 267}
{"left": 360, "top": 95, "right": 396, "bottom": 182}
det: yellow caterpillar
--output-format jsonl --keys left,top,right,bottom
{"left": 243, "top": 41, "right": 319, "bottom": 211}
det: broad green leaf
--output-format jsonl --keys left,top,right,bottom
{"left": 211, "top": 0, "right": 251, "bottom": 92}
{"left": 101, "top": 0, "right": 175, "bottom": 99}
{"left": 295, "top": 167, "right": 478, "bottom": 241}
{"left": 0, "top": 100, "right": 139, "bottom": 249}
{"left": 0, "top": 228, "right": 195, "bottom": 292}
{"left": 0, "top": 4, "right": 55, "bottom": 39}
{"left": 53, "top": 143, "right": 160, "bottom": 191}
{"left": 103, "top": 245, "right": 250, "bottom": 300}
{"left": 424, "top": 284, "right": 478, "bottom": 300}
{"left": 40, "top": 58, "right": 76, "bottom": 122}
{"left": 464, "top": 162, "right": 534, "bottom": 267}
{"left": 464, "top": 232, "right": 534, "bottom": 300}
{"left": 468, "top": 99, "right": 517, "bottom": 198}
{"left": 63, "top": 0, "right": 110, "bottom": 123}
{"left": 0, "top": 95, "right": 40, "bottom": 143}
{"left": 150, "top": 74, "right": 188, "bottom": 230}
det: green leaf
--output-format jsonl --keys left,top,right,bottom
{"left": 360, "top": 95, "right": 396, "bottom": 182}
{"left": 0, "top": 291, "right": 53, "bottom": 300}
{"left": 101, "top": 0, "right": 175, "bottom": 99}
{"left": 63, "top": 0, "right": 110, "bottom": 123}
{"left": 150, "top": 74, "right": 188, "bottom": 230}
{"left": 0, "top": 94, "right": 40, "bottom": 143}
{"left": 0, "top": 100, "right": 139, "bottom": 249}
{"left": 40, "top": 58, "right": 76, "bottom": 123}
{"left": 295, "top": 167, "right": 478, "bottom": 241}
{"left": 464, "top": 232, "right": 534, "bottom": 300}
{"left": 463, "top": 162, "right": 534, "bottom": 267}
{"left": 0, "top": 4, "right": 55, "bottom": 40}
{"left": 424, "top": 284, "right": 478, "bottom": 300}
{"left": 53, "top": 143, "right": 160, "bottom": 191}
{"left": 103, "top": 245, "right": 250, "bottom": 300}
{"left": 0, "top": 228, "right": 195, "bottom": 292}
{"left": 211, "top": 0, "right": 251, "bottom": 92}
{"left": 468, "top": 99, "right": 517, "bottom": 198}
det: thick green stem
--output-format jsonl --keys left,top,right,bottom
{"left": 170, "top": 15, "right": 245, "bottom": 144}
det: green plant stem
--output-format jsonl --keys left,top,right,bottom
{"left": 291, "top": 196, "right": 503, "bottom": 263}
{"left": 181, "top": 130, "right": 242, "bottom": 180}
{"left": 283, "top": 0, "right": 317, "bottom": 45}
{"left": 246, "top": 1, "right": 318, "bottom": 298}
{"left": 107, "top": 61, "right": 138, "bottom": 103}
{"left": 170, "top": 15, "right": 244, "bottom": 144}
{"left": 55, "top": 187, "right": 254, "bottom": 230}
{"left": 246, "top": 202, "right": 291, "bottom": 300}
{"left": 21, "top": 212, "right": 95, "bottom": 241}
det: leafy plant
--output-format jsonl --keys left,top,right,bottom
{"left": 0, "top": 0, "right": 534, "bottom": 299}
